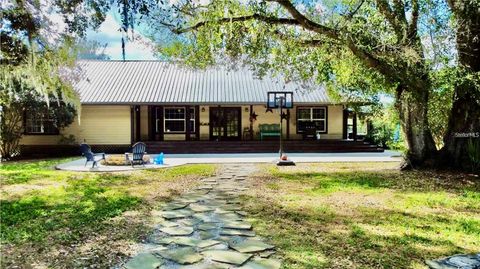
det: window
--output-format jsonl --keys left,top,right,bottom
{"left": 25, "top": 108, "right": 59, "bottom": 135}
{"left": 163, "top": 107, "right": 196, "bottom": 133}
{"left": 297, "top": 107, "right": 327, "bottom": 133}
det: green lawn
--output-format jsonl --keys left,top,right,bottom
{"left": 242, "top": 163, "right": 480, "bottom": 269}
{"left": 0, "top": 159, "right": 216, "bottom": 268}
{"left": 2, "top": 160, "right": 478, "bottom": 269}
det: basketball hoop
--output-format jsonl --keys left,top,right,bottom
{"left": 267, "top": 91, "right": 295, "bottom": 166}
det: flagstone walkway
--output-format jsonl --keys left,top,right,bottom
{"left": 121, "top": 164, "right": 281, "bottom": 269}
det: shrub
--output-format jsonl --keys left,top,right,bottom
{"left": 467, "top": 138, "right": 480, "bottom": 173}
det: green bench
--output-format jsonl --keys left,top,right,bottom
{"left": 259, "top": 124, "right": 281, "bottom": 140}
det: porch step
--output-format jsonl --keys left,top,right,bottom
{"left": 145, "top": 140, "right": 384, "bottom": 154}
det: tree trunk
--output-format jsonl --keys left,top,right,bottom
{"left": 442, "top": 0, "right": 480, "bottom": 170}
{"left": 442, "top": 85, "right": 480, "bottom": 169}
{"left": 396, "top": 85, "right": 438, "bottom": 168}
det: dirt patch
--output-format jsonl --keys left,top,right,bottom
{"left": 275, "top": 162, "right": 401, "bottom": 173}
{"left": 1, "top": 181, "right": 69, "bottom": 198}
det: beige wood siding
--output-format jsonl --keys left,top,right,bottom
{"left": 140, "top": 105, "right": 149, "bottom": 140}
{"left": 20, "top": 136, "right": 63, "bottom": 145}
{"left": 164, "top": 134, "right": 187, "bottom": 141}
{"left": 20, "top": 105, "right": 131, "bottom": 145}
{"left": 77, "top": 105, "right": 131, "bottom": 144}
{"left": 241, "top": 106, "right": 250, "bottom": 138}
{"left": 199, "top": 106, "right": 210, "bottom": 140}
{"left": 324, "top": 105, "right": 343, "bottom": 139}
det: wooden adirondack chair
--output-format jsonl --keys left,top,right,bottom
{"left": 126, "top": 142, "right": 147, "bottom": 167}
{"left": 80, "top": 143, "right": 105, "bottom": 168}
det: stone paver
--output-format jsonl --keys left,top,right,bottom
{"left": 121, "top": 164, "right": 281, "bottom": 268}
{"left": 426, "top": 253, "right": 480, "bottom": 269}
{"left": 124, "top": 253, "right": 163, "bottom": 269}
{"left": 202, "top": 250, "right": 253, "bottom": 265}
{"left": 160, "top": 210, "right": 193, "bottom": 219}
{"left": 159, "top": 226, "right": 194, "bottom": 236}
{"left": 156, "top": 247, "right": 203, "bottom": 265}
{"left": 229, "top": 239, "right": 275, "bottom": 253}
{"left": 238, "top": 258, "right": 282, "bottom": 269}
{"left": 222, "top": 220, "right": 253, "bottom": 230}
{"left": 220, "top": 229, "right": 256, "bottom": 237}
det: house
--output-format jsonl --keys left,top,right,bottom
{"left": 20, "top": 60, "right": 374, "bottom": 155}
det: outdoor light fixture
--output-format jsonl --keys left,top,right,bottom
{"left": 245, "top": 107, "right": 249, "bottom": 112}
{"left": 267, "top": 91, "right": 295, "bottom": 166}
{"left": 201, "top": 107, "right": 206, "bottom": 112}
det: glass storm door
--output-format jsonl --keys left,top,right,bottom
{"left": 209, "top": 107, "right": 241, "bottom": 140}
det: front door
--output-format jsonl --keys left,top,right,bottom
{"left": 210, "top": 107, "right": 241, "bottom": 140}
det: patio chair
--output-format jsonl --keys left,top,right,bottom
{"left": 80, "top": 143, "right": 105, "bottom": 168}
{"left": 126, "top": 142, "right": 147, "bottom": 167}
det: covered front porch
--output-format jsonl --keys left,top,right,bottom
{"left": 129, "top": 104, "right": 364, "bottom": 144}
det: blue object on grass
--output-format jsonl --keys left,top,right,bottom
{"left": 155, "top": 153, "right": 164, "bottom": 165}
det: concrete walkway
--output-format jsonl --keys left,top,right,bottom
{"left": 56, "top": 151, "right": 402, "bottom": 172}
{"left": 120, "top": 164, "right": 281, "bottom": 269}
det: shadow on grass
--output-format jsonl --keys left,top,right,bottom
{"left": 274, "top": 169, "right": 480, "bottom": 194}
{"left": 0, "top": 158, "right": 77, "bottom": 185}
{"left": 1, "top": 178, "right": 141, "bottom": 244}
{"left": 243, "top": 194, "right": 478, "bottom": 269}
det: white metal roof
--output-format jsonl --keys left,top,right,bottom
{"left": 74, "top": 60, "right": 331, "bottom": 105}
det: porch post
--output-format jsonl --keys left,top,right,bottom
{"left": 249, "top": 105, "right": 254, "bottom": 140}
{"left": 342, "top": 108, "right": 348, "bottom": 140}
{"left": 353, "top": 111, "right": 358, "bottom": 141}
{"left": 195, "top": 106, "right": 200, "bottom": 140}
{"left": 148, "top": 106, "right": 153, "bottom": 141}
{"left": 135, "top": 105, "right": 141, "bottom": 142}
{"left": 158, "top": 106, "right": 164, "bottom": 141}
{"left": 286, "top": 110, "right": 290, "bottom": 140}
{"left": 130, "top": 106, "right": 134, "bottom": 145}
{"left": 185, "top": 105, "right": 191, "bottom": 141}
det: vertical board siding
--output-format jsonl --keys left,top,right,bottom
{"left": 140, "top": 105, "right": 149, "bottom": 140}
{"left": 21, "top": 105, "right": 131, "bottom": 145}
{"left": 77, "top": 105, "right": 131, "bottom": 144}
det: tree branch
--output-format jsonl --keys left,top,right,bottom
{"left": 375, "top": 0, "right": 406, "bottom": 41}
{"left": 167, "top": 0, "right": 403, "bottom": 87}
{"left": 346, "top": 38, "right": 401, "bottom": 84}
{"left": 267, "top": 0, "right": 339, "bottom": 40}
{"left": 172, "top": 14, "right": 301, "bottom": 34}
{"left": 172, "top": 0, "right": 340, "bottom": 40}
{"left": 272, "top": 30, "right": 340, "bottom": 47}
{"left": 345, "top": 0, "right": 367, "bottom": 20}
{"left": 392, "top": 0, "right": 407, "bottom": 25}
{"left": 408, "top": 0, "right": 419, "bottom": 39}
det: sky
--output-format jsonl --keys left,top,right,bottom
{"left": 85, "top": 12, "right": 157, "bottom": 60}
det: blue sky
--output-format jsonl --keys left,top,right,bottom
{"left": 85, "top": 12, "right": 157, "bottom": 60}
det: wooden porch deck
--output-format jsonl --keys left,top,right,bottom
{"left": 145, "top": 140, "right": 384, "bottom": 154}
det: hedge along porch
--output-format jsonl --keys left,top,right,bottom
{"left": 19, "top": 60, "right": 366, "bottom": 155}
